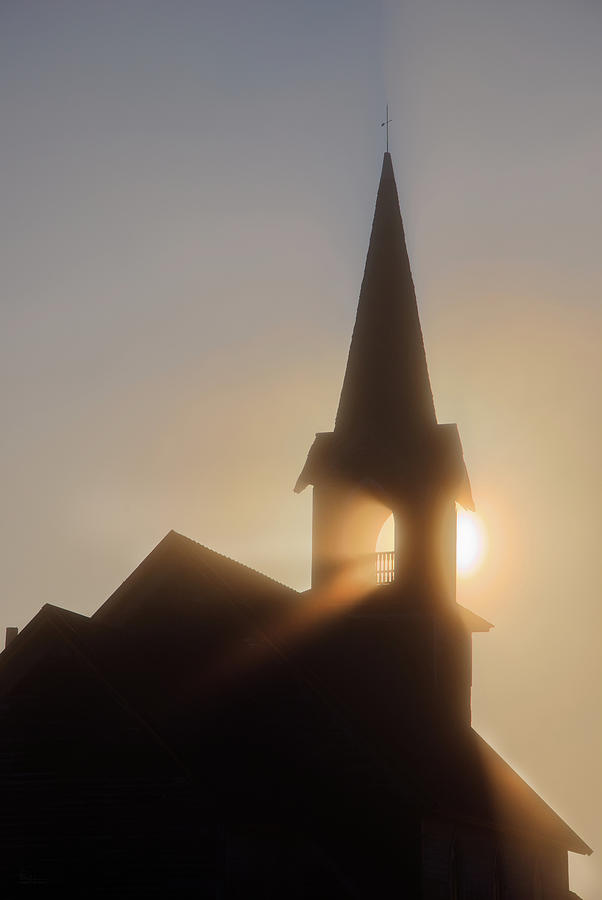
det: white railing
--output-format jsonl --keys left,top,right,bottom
{"left": 375, "top": 551, "right": 395, "bottom": 584}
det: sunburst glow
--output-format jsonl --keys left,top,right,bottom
{"left": 456, "top": 509, "right": 487, "bottom": 577}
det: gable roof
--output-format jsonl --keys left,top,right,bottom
{"left": 0, "top": 604, "right": 189, "bottom": 777}
{"left": 93, "top": 530, "right": 298, "bottom": 630}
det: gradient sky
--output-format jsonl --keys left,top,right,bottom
{"left": 1, "top": 2, "right": 600, "bottom": 893}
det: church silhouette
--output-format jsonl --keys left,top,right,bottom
{"left": 0, "top": 154, "right": 591, "bottom": 897}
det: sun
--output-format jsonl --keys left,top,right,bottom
{"left": 456, "top": 508, "right": 487, "bottom": 577}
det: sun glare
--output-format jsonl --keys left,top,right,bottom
{"left": 456, "top": 508, "right": 487, "bottom": 577}
{"left": 377, "top": 509, "right": 487, "bottom": 578}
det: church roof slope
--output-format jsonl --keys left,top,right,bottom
{"left": 93, "top": 530, "right": 298, "bottom": 630}
{"left": 432, "top": 729, "right": 593, "bottom": 856}
{"left": 472, "top": 730, "right": 592, "bottom": 855}
{"left": 0, "top": 604, "right": 189, "bottom": 777}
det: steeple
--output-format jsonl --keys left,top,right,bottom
{"left": 296, "top": 152, "right": 473, "bottom": 596}
{"left": 335, "top": 153, "right": 436, "bottom": 445}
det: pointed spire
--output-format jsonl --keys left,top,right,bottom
{"left": 335, "top": 153, "right": 436, "bottom": 444}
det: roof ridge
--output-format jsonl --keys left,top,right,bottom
{"left": 169, "top": 530, "right": 299, "bottom": 596}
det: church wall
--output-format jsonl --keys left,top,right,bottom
{"left": 497, "top": 839, "right": 569, "bottom": 899}
{"left": 421, "top": 816, "right": 570, "bottom": 899}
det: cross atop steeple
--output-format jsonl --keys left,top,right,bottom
{"left": 381, "top": 104, "right": 392, "bottom": 152}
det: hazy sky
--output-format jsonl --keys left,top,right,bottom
{"left": 1, "top": 1, "right": 600, "bottom": 893}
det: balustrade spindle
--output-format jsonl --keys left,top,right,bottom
{"left": 375, "top": 551, "right": 395, "bottom": 584}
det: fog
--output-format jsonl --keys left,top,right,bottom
{"left": 1, "top": 2, "right": 599, "bottom": 893}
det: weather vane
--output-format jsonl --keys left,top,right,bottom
{"left": 381, "top": 104, "right": 392, "bottom": 152}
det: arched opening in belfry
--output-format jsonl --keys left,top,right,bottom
{"left": 375, "top": 512, "right": 401, "bottom": 585}
{"left": 311, "top": 483, "right": 397, "bottom": 592}
{"left": 332, "top": 489, "right": 393, "bottom": 589}
{"left": 376, "top": 513, "right": 395, "bottom": 552}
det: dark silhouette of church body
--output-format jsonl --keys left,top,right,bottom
{"left": 0, "top": 155, "right": 591, "bottom": 897}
